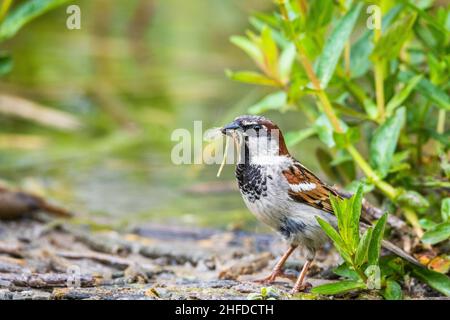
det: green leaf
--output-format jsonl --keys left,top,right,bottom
{"left": 371, "top": 13, "right": 417, "bottom": 62}
{"left": 261, "top": 26, "right": 279, "bottom": 77}
{"left": 333, "top": 127, "right": 360, "bottom": 150}
{"left": 0, "top": 52, "right": 13, "bottom": 76}
{"left": 315, "top": 2, "right": 362, "bottom": 88}
{"left": 333, "top": 263, "right": 359, "bottom": 281}
{"left": 329, "top": 195, "right": 346, "bottom": 242}
{"left": 385, "top": 75, "right": 422, "bottom": 116}
{"left": 278, "top": 43, "right": 296, "bottom": 81}
{"left": 369, "top": 107, "right": 406, "bottom": 178}
{"left": 226, "top": 70, "right": 278, "bottom": 87}
{"left": 349, "top": 185, "right": 363, "bottom": 250}
{"left": 314, "top": 114, "right": 348, "bottom": 148}
{"left": 316, "top": 217, "right": 352, "bottom": 264}
{"left": 397, "top": 190, "right": 430, "bottom": 210}
{"left": 419, "top": 218, "right": 437, "bottom": 231}
{"left": 230, "top": 36, "right": 264, "bottom": 67}
{"left": 0, "top": 0, "right": 70, "bottom": 42}
{"left": 311, "top": 280, "right": 365, "bottom": 295}
{"left": 305, "top": 0, "right": 334, "bottom": 31}
{"left": 410, "top": 264, "right": 450, "bottom": 297}
{"left": 383, "top": 280, "right": 403, "bottom": 300}
{"left": 399, "top": 71, "right": 450, "bottom": 111}
{"left": 355, "top": 227, "right": 373, "bottom": 267}
{"left": 350, "top": 5, "right": 403, "bottom": 78}
{"left": 421, "top": 222, "right": 450, "bottom": 245}
{"left": 441, "top": 198, "right": 450, "bottom": 222}
{"left": 343, "top": 80, "right": 378, "bottom": 119}
{"left": 285, "top": 128, "right": 316, "bottom": 147}
{"left": 368, "top": 213, "right": 387, "bottom": 266}
{"left": 248, "top": 91, "right": 287, "bottom": 114}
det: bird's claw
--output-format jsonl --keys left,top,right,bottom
{"left": 290, "top": 282, "right": 312, "bottom": 294}
{"left": 253, "top": 270, "right": 297, "bottom": 284}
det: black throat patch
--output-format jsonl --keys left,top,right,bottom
{"left": 235, "top": 163, "right": 268, "bottom": 203}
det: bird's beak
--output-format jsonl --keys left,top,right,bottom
{"left": 221, "top": 121, "right": 240, "bottom": 135}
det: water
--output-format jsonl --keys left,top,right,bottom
{"left": 0, "top": 0, "right": 319, "bottom": 233}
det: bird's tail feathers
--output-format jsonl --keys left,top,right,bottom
{"left": 381, "top": 240, "right": 423, "bottom": 268}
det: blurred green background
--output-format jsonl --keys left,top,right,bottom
{"left": 0, "top": 0, "right": 323, "bottom": 231}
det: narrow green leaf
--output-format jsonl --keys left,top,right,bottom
{"left": 285, "top": 128, "right": 316, "bottom": 147}
{"left": 314, "top": 114, "right": 348, "bottom": 148}
{"left": 315, "top": 2, "right": 363, "bottom": 88}
{"left": 399, "top": 71, "right": 449, "bottom": 111}
{"left": 350, "top": 5, "right": 403, "bottom": 78}
{"left": 230, "top": 36, "right": 264, "bottom": 67}
{"left": 329, "top": 195, "right": 346, "bottom": 241}
{"left": 226, "top": 70, "right": 278, "bottom": 87}
{"left": 419, "top": 218, "right": 437, "bottom": 231}
{"left": 278, "top": 43, "right": 296, "bottom": 81}
{"left": 248, "top": 91, "right": 287, "bottom": 114}
{"left": 261, "top": 26, "right": 279, "bottom": 77}
{"left": 397, "top": 190, "right": 430, "bottom": 210}
{"left": 316, "top": 217, "right": 352, "bottom": 263}
{"left": 333, "top": 263, "right": 359, "bottom": 281}
{"left": 311, "top": 280, "right": 365, "bottom": 295}
{"left": 355, "top": 227, "right": 373, "bottom": 267}
{"left": 368, "top": 213, "right": 387, "bottom": 266}
{"left": 386, "top": 75, "right": 422, "bottom": 116}
{"left": 383, "top": 280, "right": 403, "bottom": 300}
{"left": 441, "top": 198, "right": 450, "bottom": 222}
{"left": 348, "top": 185, "right": 363, "bottom": 250}
{"left": 421, "top": 222, "right": 450, "bottom": 245}
{"left": 0, "top": 0, "right": 70, "bottom": 42}
{"left": 410, "top": 264, "right": 450, "bottom": 297}
{"left": 305, "top": 0, "right": 334, "bottom": 31}
{"left": 371, "top": 14, "right": 417, "bottom": 62}
{"left": 369, "top": 107, "right": 406, "bottom": 178}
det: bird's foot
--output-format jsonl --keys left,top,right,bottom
{"left": 290, "top": 282, "right": 312, "bottom": 294}
{"left": 253, "top": 270, "right": 296, "bottom": 284}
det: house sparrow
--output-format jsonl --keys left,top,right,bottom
{"left": 221, "top": 115, "right": 421, "bottom": 293}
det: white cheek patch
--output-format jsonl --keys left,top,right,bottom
{"left": 289, "top": 182, "right": 316, "bottom": 192}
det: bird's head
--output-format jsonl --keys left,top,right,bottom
{"left": 221, "top": 115, "right": 289, "bottom": 160}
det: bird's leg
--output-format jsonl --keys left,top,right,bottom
{"left": 254, "top": 245, "right": 297, "bottom": 284}
{"left": 290, "top": 259, "right": 313, "bottom": 294}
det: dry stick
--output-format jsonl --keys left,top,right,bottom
{"left": 54, "top": 251, "right": 131, "bottom": 270}
{"left": 0, "top": 273, "right": 97, "bottom": 288}
{"left": 61, "top": 225, "right": 131, "bottom": 256}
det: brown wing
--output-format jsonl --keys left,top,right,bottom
{"left": 282, "top": 161, "right": 341, "bottom": 214}
{"left": 283, "top": 160, "right": 374, "bottom": 226}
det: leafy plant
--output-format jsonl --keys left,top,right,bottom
{"left": 312, "top": 186, "right": 393, "bottom": 297}
{"left": 228, "top": 0, "right": 449, "bottom": 286}
{"left": 311, "top": 186, "right": 450, "bottom": 298}
{"left": 0, "top": 0, "right": 70, "bottom": 75}
{"left": 247, "top": 286, "right": 280, "bottom": 300}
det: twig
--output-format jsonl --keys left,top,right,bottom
{"left": 60, "top": 225, "right": 132, "bottom": 256}
{"left": 0, "top": 273, "right": 97, "bottom": 288}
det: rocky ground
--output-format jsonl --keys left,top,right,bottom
{"left": 0, "top": 216, "right": 443, "bottom": 300}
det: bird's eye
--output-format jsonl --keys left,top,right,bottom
{"left": 253, "top": 125, "right": 262, "bottom": 130}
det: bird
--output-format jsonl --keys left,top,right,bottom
{"left": 221, "top": 115, "right": 421, "bottom": 293}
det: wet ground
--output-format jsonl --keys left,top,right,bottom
{"left": 0, "top": 216, "right": 442, "bottom": 300}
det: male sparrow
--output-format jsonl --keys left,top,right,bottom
{"left": 221, "top": 115, "right": 420, "bottom": 293}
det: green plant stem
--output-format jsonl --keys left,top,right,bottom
{"left": 278, "top": 1, "right": 399, "bottom": 201}
{"left": 353, "top": 264, "right": 368, "bottom": 282}
{"left": 0, "top": 0, "right": 13, "bottom": 23}
{"left": 373, "top": 12, "right": 385, "bottom": 122}
{"left": 437, "top": 110, "right": 446, "bottom": 134}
